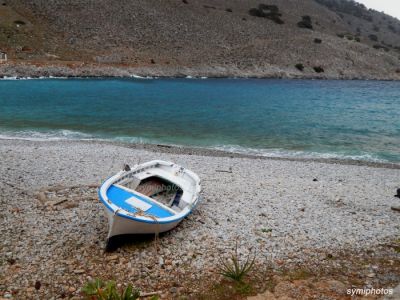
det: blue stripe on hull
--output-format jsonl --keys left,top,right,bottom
{"left": 106, "top": 185, "right": 174, "bottom": 218}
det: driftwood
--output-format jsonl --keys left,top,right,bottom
{"left": 4, "top": 181, "right": 26, "bottom": 191}
{"left": 156, "top": 144, "right": 172, "bottom": 148}
{"left": 52, "top": 198, "right": 68, "bottom": 206}
{"left": 391, "top": 206, "right": 400, "bottom": 212}
{"left": 215, "top": 168, "right": 233, "bottom": 173}
{"left": 139, "top": 291, "right": 161, "bottom": 297}
{"left": 4, "top": 181, "right": 15, "bottom": 188}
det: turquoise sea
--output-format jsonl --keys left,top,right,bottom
{"left": 0, "top": 78, "right": 399, "bottom": 163}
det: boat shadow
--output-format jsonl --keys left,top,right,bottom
{"left": 105, "top": 233, "right": 168, "bottom": 252}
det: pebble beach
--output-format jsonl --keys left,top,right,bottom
{"left": 1, "top": 139, "right": 399, "bottom": 299}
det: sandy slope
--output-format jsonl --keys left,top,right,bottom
{"left": 1, "top": 0, "right": 400, "bottom": 79}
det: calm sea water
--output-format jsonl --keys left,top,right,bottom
{"left": 0, "top": 78, "right": 399, "bottom": 163}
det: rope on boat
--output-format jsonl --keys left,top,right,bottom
{"left": 132, "top": 208, "right": 160, "bottom": 254}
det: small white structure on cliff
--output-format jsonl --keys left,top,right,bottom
{"left": 0, "top": 51, "right": 7, "bottom": 62}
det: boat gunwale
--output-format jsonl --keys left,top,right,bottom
{"left": 98, "top": 160, "right": 201, "bottom": 224}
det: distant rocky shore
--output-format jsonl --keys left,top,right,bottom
{"left": 2, "top": 1, "right": 400, "bottom": 81}
{"left": 1, "top": 61, "right": 400, "bottom": 80}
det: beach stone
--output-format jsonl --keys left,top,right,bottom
{"left": 247, "top": 290, "right": 276, "bottom": 300}
{"left": 165, "top": 259, "right": 172, "bottom": 265}
{"left": 34, "top": 281, "right": 41, "bottom": 290}
{"left": 384, "top": 284, "right": 400, "bottom": 299}
{"left": 106, "top": 255, "right": 118, "bottom": 261}
{"left": 159, "top": 257, "right": 164, "bottom": 266}
{"left": 326, "top": 280, "right": 346, "bottom": 294}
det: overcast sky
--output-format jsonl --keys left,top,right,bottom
{"left": 356, "top": 0, "right": 400, "bottom": 20}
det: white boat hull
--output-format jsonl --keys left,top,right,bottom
{"left": 104, "top": 207, "right": 184, "bottom": 237}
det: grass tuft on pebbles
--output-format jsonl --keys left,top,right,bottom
{"left": 217, "top": 241, "right": 256, "bottom": 283}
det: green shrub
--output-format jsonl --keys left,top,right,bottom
{"left": 249, "top": 8, "right": 265, "bottom": 18}
{"left": 313, "top": 66, "right": 324, "bottom": 73}
{"left": 295, "top": 63, "right": 304, "bottom": 71}
{"left": 314, "top": 38, "right": 322, "bottom": 44}
{"left": 248, "top": 4, "right": 284, "bottom": 24}
{"left": 297, "top": 15, "right": 313, "bottom": 30}
{"left": 368, "top": 34, "right": 378, "bottom": 42}
{"left": 82, "top": 279, "right": 140, "bottom": 300}
{"left": 373, "top": 44, "right": 389, "bottom": 52}
{"left": 258, "top": 4, "right": 279, "bottom": 13}
{"left": 267, "top": 13, "right": 284, "bottom": 24}
{"left": 363, "top": 15, "right": 373, "bottom": 22}
{"left": 388, "top": 24, "right": 397, "bottom": 33}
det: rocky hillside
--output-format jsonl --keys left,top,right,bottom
{"left": 0, "top": 0, "right": 399, "bottom": 79}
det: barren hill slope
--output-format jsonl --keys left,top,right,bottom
{"left": 1, "top": 0, "right": 399, "bottom": 79}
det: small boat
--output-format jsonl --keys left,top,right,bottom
{"left": 99, "top": 160, "right": 201, "bottom": 242}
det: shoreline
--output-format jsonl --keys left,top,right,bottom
{"left": 1, "top": 74, "right": 400, "bottom": 82}
{"left": 1, "top": 61, "right": 400, "bottom": 81}
{"left": 1, "top": 137, "right": 399, "bottom": 170}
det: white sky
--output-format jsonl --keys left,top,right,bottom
{"left": 356, "top": 0, "right": 400, "bottom": 20}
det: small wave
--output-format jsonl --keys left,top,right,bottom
{"left": 130, "top": 74, "right": 154, "bottom": 79}
{"left": 112, "top": 135, "right": 155, "bottom": 144}
{"left": 0, "top": 129, "right": 162, "bottom": 145}
{"left": 48, "top": 76, "right": 69, "bottom": 79}
{"left": 1, "top": 76, "right": 24, "bottom": 80}
{"left": 0, "top": 76, "right": 70, "bottom": 80}
{"left": 0, "top": 129, "right": 395, "bottom": 164}
{"left": 0, "top": 129, "right": 94, "bottom": 141}
{"left": 212, "top": 144, "right": 391, "bottom": 163}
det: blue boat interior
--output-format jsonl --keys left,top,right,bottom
{"left": 107, "top": 185, "right": 174, "bottom": 218}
